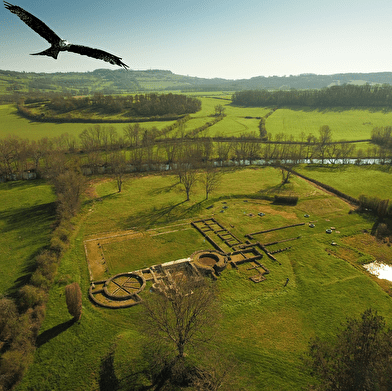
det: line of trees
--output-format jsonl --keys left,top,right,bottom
{"left": 232, "top": 84, "right": 392, "bottom": 107}
{"left": 0, "top": 158, "right": 86, "bottom": 390}
{"left": 1, "top": 126, "right": 389, "bottom": 183}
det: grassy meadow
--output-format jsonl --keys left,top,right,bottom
{"left": 15, "top": 166, "right": 392, "bottom": 391}
{"left": 265, "top": 107, "right": 392, "bottom": 141}
{"left": 2, "top": 95, "right": 392, "bottom": 142}
{"left": 0, "top": 104, "right": 176, "bottom": 140}
{"left": 295, "top": 164, "right": 392, "bottom": 199}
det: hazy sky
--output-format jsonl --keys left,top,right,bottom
{"left": 1, "top": 0, "right": 392, "bottom": 79}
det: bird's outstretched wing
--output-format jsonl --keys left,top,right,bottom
{"left": 4, "top": 1, "right": 61, "bottom": 45}
{"left": 67, "top": 45, "right": 129, "bottom": 69}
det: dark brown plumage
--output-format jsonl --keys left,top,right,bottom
{"left": 4, "top": 1, "right": 129, "bottom": 69}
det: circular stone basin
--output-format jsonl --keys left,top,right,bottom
{"left": 199, "top": 253, "right": 220, "bottom": 267}
{"left": 192, "top": 250, "right": 227, "bottom": 274}
{"left": 103, "top": 272, "right": 146, "bottom": 301}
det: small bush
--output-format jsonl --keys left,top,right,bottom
{"left": 18, "top": 285, "right": 45, "bottom": 311}
{"left": 29, "top": 305, "right": 46, "bottom": 338}
{"left": 35, "top": 250, "right": 58, "bottom": 267}
{"left": 35, "top": 250, "right": 58, "bottom": 281}
{"left": 52, "top": 225, "right": 71, "bottom": 243}
{"left": 50, "top": 235, "right": 69, "bottom": 255}
{"left": 30, "top": 271, "right": 51, "bottom": 290}
{"left": 376, "top": 223, "right": 389, "bottom": 239}
{"left": 0, "top": 297, "right": 18, "bottom": 342}
{"left": 65, "top": 282, "right": 82, "bottom": 321}
{"left": 0, "top": 349, "right": 33, "bottom": 390}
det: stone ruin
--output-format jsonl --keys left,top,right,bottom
{"left": 88, "top": 217, "right": 304, "bottom": 308}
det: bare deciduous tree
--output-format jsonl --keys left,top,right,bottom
{"left": 141, "top": 274, "right": 222, "bottom": 390}
{"left": 109, "top": 151, "right": 128, "bottom": 192}
{"left": 316, "top": 125, "right": 333, "bottom": 164}
{"left": 143, "top": 275, "right": 217, "bottom": 359}
{"left": 200, "top": 164, "right": 223, "bottom": 200}
{"left": 176, "top": 162, "right": 198, "bottom": 201}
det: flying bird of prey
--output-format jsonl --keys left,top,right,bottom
{"left": 4, "top": 1, "right": 129, "bottom": 69}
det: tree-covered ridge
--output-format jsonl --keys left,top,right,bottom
{"left": 5, "top": 69, "right": 392, "bottom": 95}
{"left": 232, "top": 84, "right": 392, "bottom": 107}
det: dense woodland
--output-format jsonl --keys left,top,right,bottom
{"left": 232, "top": 84, "right": 392, "bottom": 108}
{"left": 18, "top": 93, "right": 201, "bottom": 118}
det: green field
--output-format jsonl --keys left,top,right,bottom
{"left": 3, "top": 97, "right": 392, "bottom": 143}
{"left": 0, "top": 104, "right": 177, "bottom": 140}
{"left": 265, "top": 107, "right": 392, "bottom": 141}
{"left": 295, "top": 164, "right": 392, "bottom": 199}
{"left": 0, "top": 180, "right": 55, "bottom": 296}
{"left": 14, "top": 166, "right": 392, "bottom": 390}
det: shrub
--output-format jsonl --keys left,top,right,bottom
{"left": 0, "top": 297, "right": 18, "bottom": 342}
{"left": 0, "top": 349, "right": 33, "bottom": 390}
{"left": 29, "top": 305, "right": 46, "bottom": 338}
{"left": 30, "top": 271, "right": 51, "bottom": 290}
{"left": 35, "top": 250, "right": 58, "bottom": 281}
{"left": 52, "top": 224, "right": 71, "bottom": 244}
{"left": 376, "top": 223, "right": 389, "bottom": 239}
{"left": 18, "top": 285, "right": 45, "bottom": 311}
{"left": 65, "top": 282, "right": 82, "bottom": 321}
{"left": 35, "top": 250, "right": 58, "bottom": 267}
{"left": 273, "top": 195, "right": 299, "bottom": 205}
{"left": 359, "top": 195, "right": 391, "bottom": 218}
{"left": 50, "top": 235, "right": 69, "bottom": 255}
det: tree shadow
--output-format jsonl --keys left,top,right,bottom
{"left": 36, "top": 318, "right": 75, "bottom": 348}
{"left": 258, "top": 183, "right": 284, "bottom": 195}
{"left": 99, "top": 350, "right": 120, "bottom": 391}
{"left": 0, "top": 202, "right": 56, "bottom": 234}
{"left": 148, "top": 182, "right": 179, "bottom": 196}
{"left": 123, "top": 200, "right": 188, "bottom": 229}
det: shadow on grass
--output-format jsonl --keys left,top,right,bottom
{"left": 36, "top": 318, "right": 75, "bottom": 348}
{"left": 0, "top": 202, "right": 56, "bottom": 234}
{"left": 99, "top": 348, "right": 153, "bottom": 391}
{"left": 2, "top": 202, "right": 56, "bottom": 297}
{"left": 148, "top": 182, "right": 180, "bottom": 196}
{"left": 258, "top": 183, "right": 285, "bottom": 195}
{"left": 124, "top": 200, "right": 205, "bottom": 229}
{"left": 0, "top": 179, "right": 48, "bottom": 191}
{"left": 99, "top": 349, "right": 120, "bottom": 391}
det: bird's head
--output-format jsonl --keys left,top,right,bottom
{"left": 59, "top": 40, "right": 70, "bottom": 48}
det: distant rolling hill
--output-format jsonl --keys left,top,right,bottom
{"left": 2, "top": 68, "right": 392, "bottom": 95}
